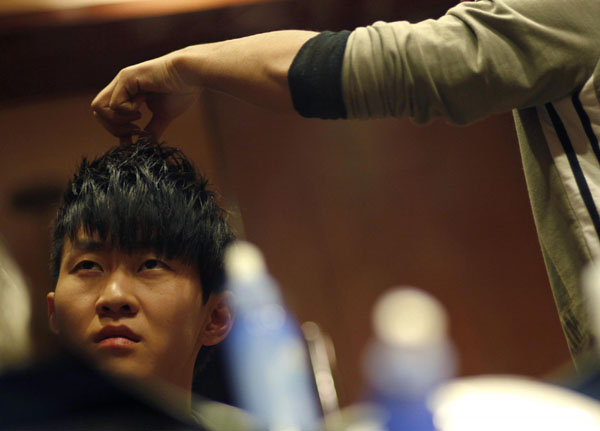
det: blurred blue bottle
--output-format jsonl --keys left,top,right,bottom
{"left": 223, "top": 241, "right": 321, "bottom": 430}
{"left": 362, "top": 287, "right": 456, "bottom": 431}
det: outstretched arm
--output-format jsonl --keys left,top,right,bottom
{"left": 93, "top": 0, "right": 600, "bottom": 139}
{"left": 91, "top": 30, "right": 317, "bottom": 140}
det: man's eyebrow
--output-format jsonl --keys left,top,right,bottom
{"left": 70, "top": 240, "right": 108, "bottom": 252}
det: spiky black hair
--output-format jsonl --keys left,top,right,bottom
{"left": 49, "top": 138, "right": 234, "bottom": 302}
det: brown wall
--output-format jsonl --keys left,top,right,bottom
{"left": 0, "top": 89, "right": 571, "bottom": 405}
{"left": 206, "top": 92, "right": 571, "bottom": 403}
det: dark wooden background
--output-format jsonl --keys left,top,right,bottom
{"left": 0, "top": 0, "right": 571, "bottom": 406}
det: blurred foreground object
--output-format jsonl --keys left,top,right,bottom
{"left": 0, "top": 352, "right": 201, "bottom": 430}
{"left": 357, "top": 286, "right": 600, "bottom": 431}
{"left": 430, "top": 375, "right": 600, "bottom": 431}
{"left": 0, "top": 236, "right": 32, "bottom": 371}
{"left": 224, "top": 240, "right": 320, "bottom": 430}
{"left": 362, "top": 287, "right": 457, "bottom": 431}
{"left": 302, "top": 321, "right": 341, "bottom": 424}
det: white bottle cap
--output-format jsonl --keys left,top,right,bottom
{"left": 373, "top": 287, "right": 448, "bottom": 347}
{"left": 224, "top": 240, "right": 267, "bottom": 282}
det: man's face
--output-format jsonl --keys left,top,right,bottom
{"left": 47, "top": 232, "right": 230, "bottom": 391}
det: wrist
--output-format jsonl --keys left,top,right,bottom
{"left": 169, "top": 45, "right": 206, "bottom": 89}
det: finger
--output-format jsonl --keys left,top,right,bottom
{"left": 109, "top": 69, "right": 141, "bottom": 112}
{"left": 112, "top": 94, "right": 146, "bottom": 114}
{"left": 144, "top": 114, "right": 172, "bottom": 140}
{"left": 92, "top": 109, "right": 142, "bottom": 136}
{"left": 91, "top": 73, "right": 119, "bottom": 111}
{"left": 93, "top": 108, "right": 142, "bottom": 124}
{"left": 95, "top": 108, "right": 141, "bottom": 122}
{"left": 143, "top": 93, "right": 196, "bottom": 139}
{"left": 93, "top": 112, "right": 142, "bottom": 137}
{"left": 119, "top": 135, "right": 133, "bottom": 146}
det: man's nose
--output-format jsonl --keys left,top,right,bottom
{"left": 95, "top": 270, "right": 139, "bottom": 318}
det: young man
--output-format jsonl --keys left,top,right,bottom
{"left": 46, "top": 139, "right": 234, "bottom": 411}
{"left": 91, "top": 0, "right": 600, "bottom": 368}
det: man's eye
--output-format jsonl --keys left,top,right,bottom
{"left": 140, "top": 259, "right": 168, "bottom": 271}
{"left": 74, "top": 260, "right": 101, "bottom": 272}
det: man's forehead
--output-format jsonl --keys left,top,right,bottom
{"left": 61, "top": 231, "right": 181, "bottom": 264}
{"left": 64, "top": 231, "right": 107, "bottom": 252}
{"left": 62, "top": 232, "right": 137, "bottom": 257}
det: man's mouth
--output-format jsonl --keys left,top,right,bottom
{"left": 94, "top": 325, "right": 141, "bottom": 344}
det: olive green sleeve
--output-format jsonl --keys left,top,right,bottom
{"left": 342, "top": 0, "right": 600, "bottom": 124}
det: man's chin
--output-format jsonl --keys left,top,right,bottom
{"left": 93, "top": 357, "right": 192, "bottom": 413}
{"left": 72, "top": 343, "right": 190, "bottom": 397}
{"left": 95, "top": 356, "right": 153, "bottom": 383}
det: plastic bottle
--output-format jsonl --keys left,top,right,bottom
{"left": 223, "top": 241, "right": 320, "bottom": 431}
{"left": 362, "top": 287, "right": 456, "bottom": 431}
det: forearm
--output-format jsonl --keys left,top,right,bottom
{"left": 171, "top": 30, "right": 318, "bottom": 113}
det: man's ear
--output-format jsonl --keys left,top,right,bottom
{"left": 46, "top": 292, "right": 59, "bottom": 334}
{"left": 201, "top": 291, "right": 234, "bottom": 347}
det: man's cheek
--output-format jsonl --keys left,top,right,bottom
{"left": 54, "top": 302, "right": 87, "bottom": 339}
